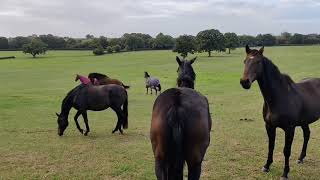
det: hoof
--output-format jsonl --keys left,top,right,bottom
{"left": 297, "top": 159, "right": 304, "bottom": 164}
{"left": 280, "top": 176, "right": 288, "bottom": 180}
{"left": 261, "top": 167, "right": 269, "bottom": 173}
{"left": 112, "top": 130, "right": 116, "bottom": 134}
{"left": 79, "top": 129, "right": 84, "bottom": 134}
{"left": 84, "top": 132, "right": 88, "bottom": 136}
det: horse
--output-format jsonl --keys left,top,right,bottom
{"left": 56, "top": 84, "right": 128, "bottom": 136}
{"left": 240, "top": 45, "right": 320, "bottom": 179}
{"left": 144, "top": 72, "right": 161, "bottom": 95}
{"left": 88, "top": 72, "right": 130, "bottom": 89}
{"left": 150, "top": 56, "right": 212, "bottom": 180}
{"left": 75, "top": 74, "right": 99, "bottom": 85}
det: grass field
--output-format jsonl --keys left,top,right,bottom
{"left": 0, "top": 46, "right": 320, "bottom": 179}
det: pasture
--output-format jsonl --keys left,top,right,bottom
{"left": 0, "top": 46, "right": 320, "bottom": 179}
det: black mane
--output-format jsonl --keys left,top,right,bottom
{"left": 177, "top": 60, "right": 196, "bottom": 89}
{"left": 88, "top": 72, "right": 109, "bottom": 80}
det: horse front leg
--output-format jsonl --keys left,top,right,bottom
{"left": 281, "top": 127, "right": 295, "bottom": 180}
{"left": 82, "top": 111, "right": 90, "bottom": 136}
{"left": 262, "top": 125, "right": 276, "bottom": 172}
{"left": 298, "top": 125, "right": 310, "bottom": 164}
{"left": 74, "top": 111, "right": 83, "bottom": 134}
{"left": 146, "top": 87, "right": 149, "bottom": 94}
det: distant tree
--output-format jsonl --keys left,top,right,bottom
{"left": 86, "top": 34, "right": 95, "bottom": 39}
{"left": 153, "top": 33, "right": 175, "bottom": 49}
{"left": 39, "top": 34, "right": 66, "bottom": 49}
{"left": 277, "top": 32, "right": 292, "bottom": 45}
{"left": 256, "top": 34, "right": 277, "bottom": 46}
{"left": 0, "top": 37, "right": 9, "bottom": 49}
{"left": 93, "top": 46, "right": 104, "bottom": 55}
{"left": 9, "top": 36, "right": 31, "bottom": 49}
{"left": 113, "top": 45, "right": 121, "bottom": 52}
{"left": 22, "top": 38, "right": 48, "bottom": 58}
{"left": 196, "top": 29, "right": 225, "bottom": 57}
{"left": 98, "top": 36, "right": 108, "bottom": 48}
{"left": 238, "top": 35, "right": 257, "bottom": 47}
{"left": 224, "top": 32, "right": 239, "bottom": 54}
{"left": 289, "top": 33, "right": 304, "bottom": 44}
{"left": 106, "top": 46, "right": 113, "bottom": 53}
{"left": 108, "top": 38, "right": 125, "bottom": 49}
{"left": 303, "top": 34, "right": 319, "bottom": 44}
{"left": 173, "top": 35, "right": 197, "bottom": 58}
{"left": 65, "top": 38, "right": 78, "bottom": 48}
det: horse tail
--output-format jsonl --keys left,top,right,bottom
{"left": 157, "top": 84, "right": 161, "bottom": 92}
{"left": 122, "top": 91, "right": 128, "bottom": 129}
{"left": 122, "top": 84, "right": 130, "bottom": 89}
{"left": 166, "top": 89, "right": 184, "bottom": 178}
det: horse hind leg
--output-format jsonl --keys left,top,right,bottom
{"left": 82, "top": 111, "right": 90, "bottom": 136}
{"left": 298, "top": 125, "right": 310, "bottom": 164}
{"left": 111, "top": 107, "right": 124, "bottom": 134}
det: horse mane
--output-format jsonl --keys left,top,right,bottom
{"left": 88, "top": 72, "right": 109, "bottom": 80}
{"left": 61, "top": 85, "right": 82, "bottom": 114}
{"left": 262, "top": 56, "right": 295, "bottom": 91}
{"left": 177, "top": 61, "right": 196, "bottom": 88}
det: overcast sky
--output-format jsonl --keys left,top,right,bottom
{"left": 1, "top": 0, "right": 320, "bottom": 38}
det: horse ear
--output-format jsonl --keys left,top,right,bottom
{"left": 245, "top": 45, "right": 251, "bottom": 54}
{"left": 176, "top": 56, "right": 182, "bottom": 65}
{"left": 190, "top": 56, "right": 197, "bottom": 64}
{"left": 259, "top": 46, "right": 264, "bottom": 54}
{"left": 56, "top": 113, "right": 60, "bottom": 117}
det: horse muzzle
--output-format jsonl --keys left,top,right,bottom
{"left": 240, "top": 78, "right": 252, "bottom": 89}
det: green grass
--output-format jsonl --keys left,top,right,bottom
{"left": 0, "top": 47, "right": 320, "bottom": 179}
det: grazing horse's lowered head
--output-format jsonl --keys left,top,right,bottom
{"left": 176, "top": 56, "right": 196, "bottom": 89}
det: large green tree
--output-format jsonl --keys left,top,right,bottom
{"left": 256, "top": 34, "right": 277, "bottom": 46}
{"left": 173, "top": 35, "right": 197, "bottom": 58}
{"left": 22, "top": 38, "right": 48, "bottom": 58}
{"left": 196, "top": 29, "right": 225, "bottom": 57}
{"left": 153, "top": 33, "right": 175, "bottom": 49}
{"left": 224, "top": 32, "right": 239, "bottom": 54}
{"left": 238, "top": 35, "right": 257, "bottom": 47}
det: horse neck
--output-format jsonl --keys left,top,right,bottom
{"left": 257, "top": 58, "right": 290, "bottom": 105}
{"left": 60, "top": 93, "right": 74, "bottom": 118}
{"left": 177, "top": 75, "right": 195, "bottom": 89}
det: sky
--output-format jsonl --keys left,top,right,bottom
{"left": 1, "top": 0, "right": 320, "bottom": 38}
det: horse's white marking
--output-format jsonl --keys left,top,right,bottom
{"left": 249, "top": 56, "right": 255, "bottom": 59}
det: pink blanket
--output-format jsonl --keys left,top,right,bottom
{"left": 77, "top": 74, "right": 99, "bottom": 85}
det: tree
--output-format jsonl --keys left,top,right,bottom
{"left": 39, "top": 34, "right": 66, "bottom": 49}
{"left": 224, "top": 32, "right": 239, "bottom": 54}
{"left": 86, "top": 34, "right": 94, "bottom": 39}
{"left": 93, "top": 46, "right": 104, "bottom": 55}
{"left": 113, "top": 45, "right": 121, "bottom": 52}
{"left": 196, "top": 29, "right": 225, "bottom": 57}
{"left": 256, "top": 34, "right": 277, "bottom": 46}
{"left": 173, "top": 35, "right": 197, "bottom": 58}
{"left": 9, "top": 36, "right": 31, "bottom": 49}
{"left": 153, "top": 33, "right": 175, "bottom": 49}
{"left": 289, "top": 33, "right": 304, "bottom": 44}
{"left": 278, "top": 32, "right": 292, "bottom": 45}
{"left": 98, "top": 36, "right": 108, "bottom": 48}
{"left": 0, "top": 37, "right": 9, "bottom": 49}
{"left": 238, "top": 35, "right": 257, "bottom": 47}
{"left": 106, "top": 46, "right": 113, "bottom": 53}
{"left": 22, "top": 38, "right": 48, "bottom": 58}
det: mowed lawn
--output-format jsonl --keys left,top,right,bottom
{"left": 0, "top": 46, "right": 320, "bottom": 179}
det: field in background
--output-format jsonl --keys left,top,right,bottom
{"left": 0, "top": 46, "right": 320, "bottom": 179}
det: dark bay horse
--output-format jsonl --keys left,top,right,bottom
{"left": 240, "top": 45, "right": 320, "bottom": 179}
{"left": 88, "top": 72, "right": 130, "bottom": 89}
{"left": 56, "top": 84, "right": 128, "bottom": 136}
{"left": 150, "top": 56, "right": 212, "bottom": 180}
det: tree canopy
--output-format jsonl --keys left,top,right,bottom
{"left": 196, "top": 29, "right": 225, "bottom": 57}
{"left": 224, "top": 32, "right": 239, "bottom": 54}
{"left": 173, "top": 35, "right": 197, "bottom": 58}
{"left": 22, "top": 38, "right": 48, "bottom": 58}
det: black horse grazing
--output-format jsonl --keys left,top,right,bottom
{"left": 150, "top": 56, "right": 212, "bottom": 180}
{"left": 56, "top": 84, "right": 128, "bottom": 136}
{"left": 240, "top": 45, "right": 320, "bottom": 179}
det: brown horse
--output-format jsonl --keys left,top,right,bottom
{"left": 240, "top": 45, "right": 320, "bottom": 179}
{"left": 88, "top": 72, "right": 130, "bottom": 89}
{"left": 150, "top": 56, "right": 212, "bottom": 180}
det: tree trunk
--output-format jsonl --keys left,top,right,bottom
{"left": 32, "top": 53, "right": 36, "bottom": 58}
{"left": 208, "top": 51, "right": 211, "bottom": 57}
{"left": 228, "top": 48, "right": 231, "bottom": 54}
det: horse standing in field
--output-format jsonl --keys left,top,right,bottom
{"left": 240, "top": 45, "right": 320, "bottom": 179}
{"left": 88, "top": 72, "right": 130, "bottom": 89}
{"left": 56, "top": 84, "right": 128, "bottom": 136}
{"left": 144, "top": 72, "right": 161, "bottom": 95}
{"left": 150, "top": 56, "right": 212, "bottom": 180}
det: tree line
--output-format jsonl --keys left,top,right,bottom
{"left": 0, "top": 30, "right": 319, "bottom": 57}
